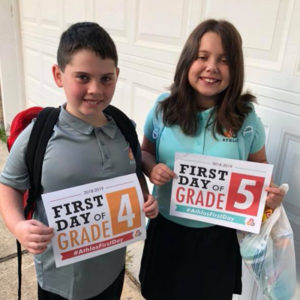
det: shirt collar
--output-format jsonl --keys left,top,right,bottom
{"left": 59, "top": 104, "right": 117, "bottom": 138}
{"left": 197, "top": 106, "right": 215, "bottom": 120}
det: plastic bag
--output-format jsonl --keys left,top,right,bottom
{"left": 237, "top": 186, "right": 296, "bottom": 299}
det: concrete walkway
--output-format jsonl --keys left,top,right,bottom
{"left": 0, "top": 141, "right": 145, "bottom": 299}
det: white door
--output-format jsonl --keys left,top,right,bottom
{"left": 4, "top": 1, "right": 300, "bottom": 299}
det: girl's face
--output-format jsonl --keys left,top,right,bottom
{"left": 188, "top": 31, "right": 230, "bottom": 109}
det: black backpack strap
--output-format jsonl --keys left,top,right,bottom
{"left": 17, "top": 240, "right": 22, "bottom": 300}
{"left": 17, "top": 106, "right": 60, "bottom": 300}
{"left": 25, "top": 107, "right": 60, "bottom": 217}
{"left": 104, "top": 105, "right": 138, "bottom": 157}
{"left": 104, "top": 105, "right": 141, "bottom": 173}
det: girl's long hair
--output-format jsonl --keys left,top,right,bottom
{"left": 158, "top": 19, "right": 255, "bottom": 136}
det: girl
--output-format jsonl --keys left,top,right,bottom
{"left": 139, "top": 19, "right": 285, "bottom": 300}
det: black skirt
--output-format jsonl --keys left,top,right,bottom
{"left": 139, "top": 214, "right": 242, "bottom": 300}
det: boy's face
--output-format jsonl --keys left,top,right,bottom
{"left": 52, "top": 49, "right": 119, "bottom": 126}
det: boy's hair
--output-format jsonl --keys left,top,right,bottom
{"left": 57, "top": 22, "right": 118, "bottom": 71}
{"left": 159, "top": 19, "right": 255, "bottom": 136}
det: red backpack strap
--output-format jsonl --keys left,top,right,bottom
{"left": 9, "top": 106, "right": 43, "bottom": 300}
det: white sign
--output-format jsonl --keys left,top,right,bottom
{"left": 170, "top": 153, "right": 273, "bottom": 233}
{"left": 42, "top": 174, "right": 146, "bottom": 267}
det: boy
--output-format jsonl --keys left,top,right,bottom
{"left": 0, "top": 22, "right": 158, "bottom": 300}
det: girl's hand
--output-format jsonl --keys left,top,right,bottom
{"left": 14, "top": 219, "right": 54, "bottom": 254}
{"left": 143, "top": 194, "right": 158, "bottom": 219}
{"left": 149, "top": 163, "right": 176, "bottom": 185}
{"left": 265, "top": 183, "right": 287, "bottom": 209}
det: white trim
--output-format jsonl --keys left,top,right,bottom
{"left": 0, "top": 0, "right": 25, "bottom": 128}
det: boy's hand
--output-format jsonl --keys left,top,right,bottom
{"left": 265, "top": 183, "right": 286, "bottom": 209}
{"left": 143, "top": 194, "right": 158, "bottom": 219}
{"left": 149, "top": 163, "right": 176, "bottom": 186}
{"left": 14, "top": 219, "right": 54, "bottom": 254}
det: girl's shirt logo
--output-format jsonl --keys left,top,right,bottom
{"left": 222, "top": 129, "right": 238, "bottom": 142}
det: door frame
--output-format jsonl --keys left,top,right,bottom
{"left": 0, "top": 0, "right": 25, "bottom": 128}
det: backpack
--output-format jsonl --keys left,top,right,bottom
{"left": 7, "top": 105, "right": 141, "bottom": 300}
{"left": 7, "top": 106, "right": 44, "bottom": 217}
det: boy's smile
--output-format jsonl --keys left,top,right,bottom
{"left": 53, "top": 49, "right": 119, "bottom": 127}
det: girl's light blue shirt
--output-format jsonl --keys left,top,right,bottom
{"left": 144, "top": 94, "right": 266, "bottom": 228}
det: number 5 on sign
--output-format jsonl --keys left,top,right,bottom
{"left": 106, "top": 187, "right": 142, "bottom": 235}
{"left": 226, "top": 173, "right": 265, "bottom": 216}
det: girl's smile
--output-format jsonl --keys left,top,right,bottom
{"left": 188, "top": 31, "right": 230, "bottom": 109}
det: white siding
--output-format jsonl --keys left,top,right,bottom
{"left": 1, "top": 0, "right": 299, "bottom": 298}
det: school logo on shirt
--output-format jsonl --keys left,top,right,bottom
{"left": 222, "top": 129, "right": 238, "bottom": 142}
{"left": 128, "top": 147, "right": 135, "bottom": 164}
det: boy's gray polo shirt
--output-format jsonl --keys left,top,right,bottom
{"left": 0, "top": 105, "right": 139, "bottom": 299}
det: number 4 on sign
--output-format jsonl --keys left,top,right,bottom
{"left": 118, "top": 194, "right": 135, "bottom": 227}
{"left": 106, "top": 187, "right": 142, "bottom": 235}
